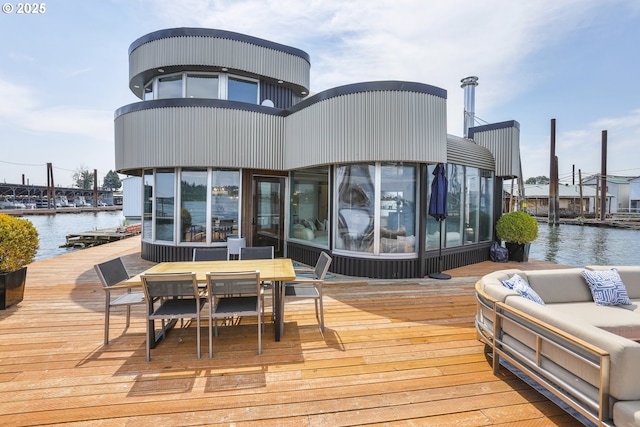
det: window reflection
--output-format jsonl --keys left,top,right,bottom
{"left": 228, "top": 77, "right": 258, "bottom": 103}
{"left": 336, "top": 164, "right": 375, "bottom": 252}
{"left": 291, "top": 167, "right": 329, "bottom": 246}
{"left": 379, "top": 163, "right": 416, "bottom": 253}
{"left": 143, "top": 169, "right": 153, "bottom": 240}
{"left": 157, "top": 75, "right": 182, "bottom": 99}
{"left": 155, "top": 169, "right": 175, "bottom": 242}
{"left": 211, "top": 170, "right": 240, "bottom": 242}
{"left": 445, "top": 164, "right": 463, "bottom": 247}
{"left": 186, "top": 74, "right": 218, "bottom": 98}
{"left": 180, "top": 169, "right": 207, "bottom": 243}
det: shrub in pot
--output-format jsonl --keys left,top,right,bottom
{"left": 0, "top": 214, "right": 39, "bottom": 309}
{"left": 495, "top": 211, "right": 538, "bottom": 262}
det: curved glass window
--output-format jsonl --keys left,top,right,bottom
{"left": 144, "top": 72, "right": 257, "bottom": 104}
{"left": 290, "top": 167, "right": 329, "bottom": 246}
{"left": 426, "top": 164, "right": 494, "bottom": 250}
{"left": 336, "top": 164, "right": 375, "bottom": 252}
{"left": 379, "top": 163, "right": 416, "bottom": 253}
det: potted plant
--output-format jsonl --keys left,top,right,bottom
{"left": 495, "top": 211, "right": 538, "bottom": 262}
{"left": 0, "top": 214, "right": 39, "bottom": 309}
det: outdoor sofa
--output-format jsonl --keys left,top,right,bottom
{"left": 475, "top": 266, "right": 640, "bottom": 427}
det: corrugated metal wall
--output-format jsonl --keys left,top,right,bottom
{"left": 284, "top": 90, "right": 447, "bottom": 169}
{"left": 470, "top": 123, "right": 521, "bottom": 178}
{"left": 115, "top": 106, "right": 285, "bottom": 173}
{"left": 130, "top": 36, "right": 310, "bottom": 93}
{"left": 446, "top": 134, "right": 495, "bottom": 170}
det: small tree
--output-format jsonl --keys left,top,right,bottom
{"left": 525, "top": 176, "right": 550, "bottom": 185}
{"left": 103, "top": 170, "right": 122, "bottom": 191}
{"left": 73, "top": 166, "right": 94, "bottom": 190}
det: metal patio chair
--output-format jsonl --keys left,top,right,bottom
{"left": 206, "top": 271, "right": 263, "bottom": 357}
{"left": 192, "top": 247, "right": 229, "bottom": 261}
{"left": 94, "top": 257, "right": 145, "bottom": 345}
{"left": 140, "top": 272, "right": 205, "bottom": 361}
{"left": 284, "top": 252, "right": 332, "bottom": 332}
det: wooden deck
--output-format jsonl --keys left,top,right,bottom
{"left": 0, "top": 237, "right": 583, "bottom": 426}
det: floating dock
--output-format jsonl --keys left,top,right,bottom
{"left": 63, "top": 223, "right": 141, "bottom": 248}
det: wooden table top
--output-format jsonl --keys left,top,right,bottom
{"left": 125, "top": 258, "right": 296, "bottom": 287}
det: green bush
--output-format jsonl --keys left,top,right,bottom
{"left": 495, "top": 211, "right": 538, "bottom": 244}
{"left": 0, "top": 214, "right": 39, "bottom": 273}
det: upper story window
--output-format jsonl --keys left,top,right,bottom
{"left": 186, "top": 74, "right": 219, "bottom": 98}
{"left": 144, "top": 72, "right": 258, "bottom": 104}
{"left": 157, "top": 75, "right": 183, "bottom": 99}
{"left": 228, "top": 77, "right": 258, "bottom": 103}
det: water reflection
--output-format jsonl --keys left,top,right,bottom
{"left": 530, "top": 224, "right": 640, "bottom": 267}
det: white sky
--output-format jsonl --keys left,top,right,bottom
{"left": 1, "top": 0, "right": 639, "bottom": 187}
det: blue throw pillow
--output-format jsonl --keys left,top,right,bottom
{"left": 502, "top": 274, "right": 545, "bottom": 305}
{"left": 582, "top": 268, "right": 632, "bottom": 306}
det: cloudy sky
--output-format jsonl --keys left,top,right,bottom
{"left": 1, "top": 0, "right": 639, "bottom": 187}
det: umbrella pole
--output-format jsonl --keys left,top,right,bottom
{"left": 429, "top": 220, "right": 451, "bottom": 280}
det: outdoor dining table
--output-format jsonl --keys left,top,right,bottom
{"left": 126, "top": 258, "right": 296, "bottom": 347}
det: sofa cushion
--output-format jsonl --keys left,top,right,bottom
{"left": 582, "top": 268, "right": 632, "bottom": 306}
{"left": 524, "top": 268, "right": 593, "bottom": 303}
{"left": 502, "top": 274, "right": 545, "bottom": 305}
{"left": 549, "top": 301, "right": 640, "bottom": 340}
{"left": 587, "top": 266, "right": 640, "bottom": 299}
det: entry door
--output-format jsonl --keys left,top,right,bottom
{"left": 252, "top": 176, "right": 285, "bottom": 257}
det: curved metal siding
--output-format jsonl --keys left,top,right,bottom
{"left": 473, "top": 127, "right": 520, "bottom": 177}
{"left": 284, "top": 90, "right": 447, "bottom": 170}
{"left": 261, "top": 81, "right": 295, "bottom": 109}
{"left": 446, "top": 135, "right": 495, "bottom": 170}
{"left": 115, "top": 106, "right": 285, "bottom": 172}
{"left": 130, "top": 36, "right": 310, "bottom": 90}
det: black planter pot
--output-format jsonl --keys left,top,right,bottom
{"left": 505, "top": 242, "right": 531, "bottom": 262}
{"left": 0, "top": 266, "right": 27, "bottom": 310}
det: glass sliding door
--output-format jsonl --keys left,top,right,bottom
{"left": 252, "top": 176, "right": 285, "bottom": 256}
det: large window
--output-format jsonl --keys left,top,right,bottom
{"left": 155, "top": 169, "right": 175, "bottom": 242}
{"left": 379, "top": 163, "right": 416, "bottom": 253}
{"left": 144, "top": 72, "right": 258, "bottom": 104}
{"left": 211, "top": 170, "right": 240, "bottom": 242}
{"left": 335, "top": 163, "right": 417, "bottom": 255}
{"left": 290, "top": 167, "right": 329, "bottom": 246}
{"left": 180, "top": 169, "right": 207, "bottom": 243}
{"left": 425, "top": 164, "right": 493, "bottom": 250}
{"left": 336, "top": 164, "right": 375, "bottom": 252}
{"left": 143, "top": 169, "right": 153, "bottom": 240}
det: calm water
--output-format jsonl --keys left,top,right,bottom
{"left": 529, "top": 223, "right": 640, "bottom": 267}
{"left": 22, "top": 211, "right": 125, "bottom": 261}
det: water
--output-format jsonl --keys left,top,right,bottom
{"left": 529, "top": 223, "right": 640, "bottom": 267}
{"left": 18, "top": 212, "right": 640, "bottom": 267}
{"left": 22, "top": 211, "right": 125, "bottom": 260}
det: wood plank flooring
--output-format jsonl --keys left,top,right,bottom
{"left": 0, "top": 237, "right": 583, "bottom": 426}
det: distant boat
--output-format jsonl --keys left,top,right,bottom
{"left": 0, "top": 198, "right": 26, "bottom": 209}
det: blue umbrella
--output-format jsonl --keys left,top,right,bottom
{"left": 428, "top": 164, "right": 451, "bottom": 279}
{"left": 429, "top": 164, "right": 448, "bottom": 221}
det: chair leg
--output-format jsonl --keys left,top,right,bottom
{"left": 196, "top": 315, "right": 201, "bottom": 359}
{"left": 318, "top": 295, "right": 325, "bottom": 333}
{"left": 104, "top": 302, "right": 110, "bottom": 345}
{"left": 258, "top": 313, "right": 262, "bottom": 355}
{"left": 125, "top": 305, "right": 131, "bottom": 329}
{"left": 208, "top": 315, "right": 213, "bottom": 358}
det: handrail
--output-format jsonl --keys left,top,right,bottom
{"left": 475, "top": 281, "right": 612, "bottom": 426}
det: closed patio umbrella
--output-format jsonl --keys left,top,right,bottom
{"left": 428, "top": 164, "right": 451, "bottom": 280}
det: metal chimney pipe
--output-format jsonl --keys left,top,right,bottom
{"left": 461, "top": 76, "right": 479, "bottom": 138}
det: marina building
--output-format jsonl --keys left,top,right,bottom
{"left": 114, "top": 28, "right": 522, "bottom": 278}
